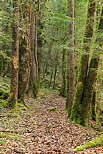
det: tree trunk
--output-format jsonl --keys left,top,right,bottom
{"left": 60, "top": 49, "right": 66, "bottom": 96}
{"left": 68, "top": 0, "right": 75, "bottom": 117}
{"left": 19, "top": 2, "right": 31, "bottom": 100}
{"left": 91, "top": 90, "right": 96, "bottom": 121}
{"left": 53, "top": 50, "right": 58, "bottom": 89}
{"left": 9, "top": 0, "right": 19, "bottom": 108}
{"left": 29, "top": 9, "right": 38, "bottom": 98}
{"left": 81, "top": 57, "right": 99, "bottom": 124}
{"left": 81, "top": 7, "right": 103, "bottom": 124}
{"left": 0, "top": 57, "right": 3, "bottom": 77}
{"left": 49, "top": 70, "right": 53, "bottom": 87}
{"left": 69, "top": 0, "right": 96, "bottom": 125}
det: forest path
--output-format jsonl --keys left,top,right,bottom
{"left": 0, "top": 89, "right": 103, "bottom": 153}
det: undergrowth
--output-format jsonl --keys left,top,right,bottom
{"left": 72, "top": 134, "right": 103, "bottom": 151}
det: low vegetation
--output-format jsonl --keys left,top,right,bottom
{"left": 73, "top": 134, "right": 103, "bottom": 151}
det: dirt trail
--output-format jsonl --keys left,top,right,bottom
{"left": 0, "top": 90, "right": 103, "bottom": 153}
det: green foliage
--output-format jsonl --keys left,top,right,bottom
{"left": 0, "top": 0, "right": 12, "bottom": 78}
{"left": 0, "top": 131, "right": 21, "bottom": 149}
{"left": 0, "top": 77, "right": 10, "bottom": 107}
{"left": 72, "top": 135, "right": 103, "bottom": 151}
{"left": 38, "top": 0, "right": 90, "bottom": 91}
{"left": 0, "top": 88, "right": 9, "bottom": 99}
{"left": 0, "top": 1, "right": 12, "bottom": 54}
{"left": 0, "top": 51, "right": 11, "bottom": 62}
{"left": 0, "top": 100, "right": 9, "bottom": 108}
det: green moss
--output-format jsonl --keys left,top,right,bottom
{"left": 65, "top": 108, "right": 69, "bottom": 113}
{"left": 0, "top": 133, "right": 8, "bottom": 138}
{"left": 39, "top": 90, "right": 46, "bottom": 99}
{"left": 0, "top": 88, "right": 9, "bottom": 99}
{"left": 17, "top": 102, "right": 29, "bottom": 110}
{"left": 48, "top": 107, "right": 58, "bottom": 112}
{"left": 6, "top": 112, "right": 19, "bottom": 117}
{"left": 0, "top": 99, "right": 9, "bottom": 108}
{"left": 32, "top": 81, "right": 38, "bottom": 98}
{"left": 69, "top": 82, "right": 86, "bottom": 125}
{"left": 28, "top": 79, "right": 38, "bottom": 99}
{"left": 18, "top": 99, "right": 30, "bottom": 108}
{"left": 0, "top": 132, "right": 21, "bottom": 142}
{"left": 72, "top": 135, "right": 103, "bottom": 151}
{"left": 0, "top": 140, "right": 7, "bottom": 146}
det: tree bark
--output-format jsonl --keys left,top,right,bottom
{"left": 67, "top": 0, "right": 75, "bottom": 117}
{"left": 53, "top": 50, "right": 58, "bottom": 89}
{"left": 69, "top": 0, "right": 96, "bottom": 125}
{"left": 60, "top": 49, "right": 66, "bottom": 96}
{"left": 29, "top": 9, "right": 38, "bottom": 98}
{"left": 91, "top": 90, "right": 96, "bottom": 121}
{"left": 81, "top": 57, "right": 99, "bottom": 124}
{"left": 81, "top": 7, "right": 103, "bottom": 123}
{"left": 9, "top": 0, "right": 19, "bottom": 108}
{"left": 19, "top": 2, "right": 31, "bottom": 100}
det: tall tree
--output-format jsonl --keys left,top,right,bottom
{"left": 60, "top": 48, "right": 66, "bottom": 96}
{"left": 81, "top": 7, "right": 103, "bottom": 123}
{"left": 69, "top": 0, "right": 96, "bottom": 125}
{"left": 29, "top": 5, "right": 38, "bottom": 97}
{"left": 9, "top": 0, "right": 19, "bottom": 108}
{"left": 66, "top": 0, "right": 75, "bottom": 117}
{"left": 18, "top": 1, "right": 31, "bottom": 100}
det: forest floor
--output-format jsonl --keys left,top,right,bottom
{"left": 0, "top": 89, "right": 103, "bottom": 154}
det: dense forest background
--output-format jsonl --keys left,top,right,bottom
{"left": 0, "top": 0, "right": 103, "bottom": 152}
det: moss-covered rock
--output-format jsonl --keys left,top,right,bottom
{"left": 72, "top": 135, "right": 103, "bottom": 151}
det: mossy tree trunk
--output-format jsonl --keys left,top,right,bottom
{"left": 53, "top": 50, "right": 58, "bottom": 89}
{"left": 81, "top": 7, "right": 103, "bottom": 123}
{"left": 0, "top": 57, "right": 3, "bottom": 77}
{"left": 66, "top": 52, "right": 69, "bottom": 110}
{"left": 49, "top": 70, "right": 53, "bottom": 87}
{"left": 19, "top": 2, "right": 31, "bottom": 100}
{"left": 29, "top": 8, "right": 38, "bottom": 98}
{"left": 67, "top": 0, "right": 75, "bottom": 117}
{"left": 60, "top": 49, "right": 66, "bottom": 96}
{"left": 81, "top": 57, "right": 99, "bottom": 124}
{"left": 69, "top": 0, "right": 96, "bottom": 125}
{"left": 9, "top": 0, "right": 19, "bottom": 108}
{"left": 91, "top": 90, "right": 96, "bottom": 121}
